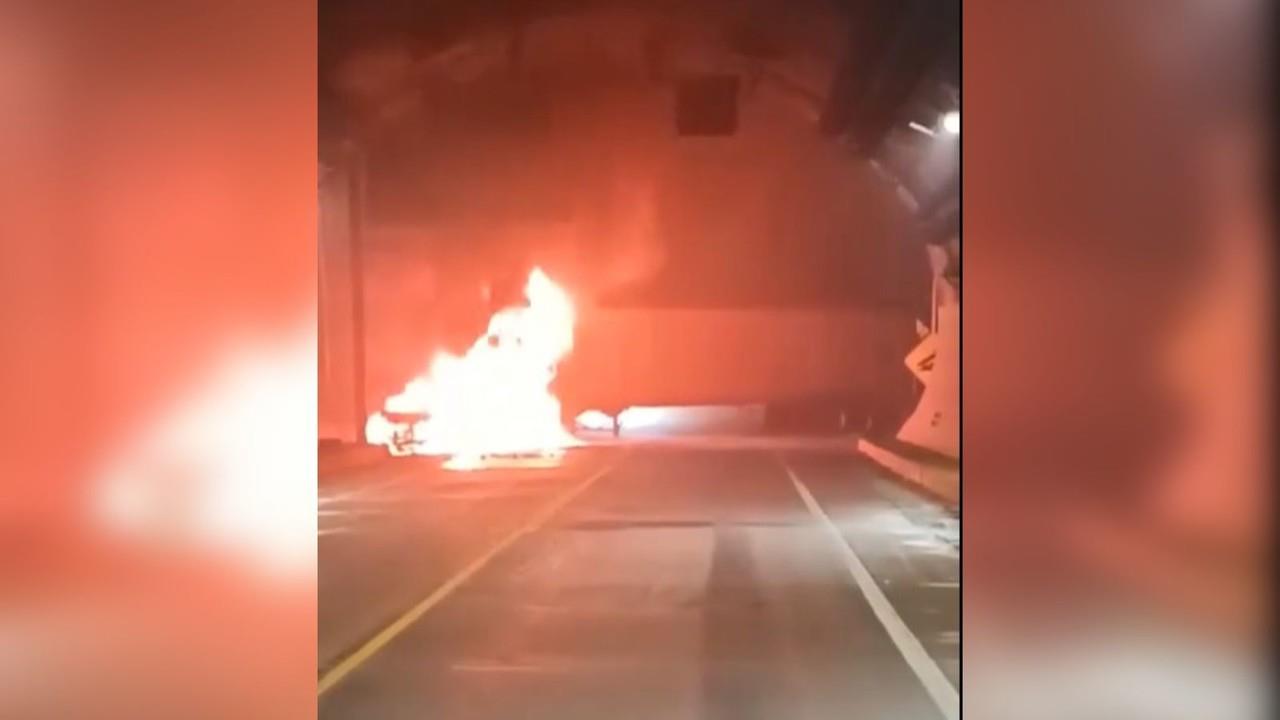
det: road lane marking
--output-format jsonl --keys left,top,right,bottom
{"left": 450, "top": 660, "right": 567, "bottom": 674}
{"left": 317, "top": 460, "right": 618, "bottom": 697}
{"left": 921, "top": 580, "right": 960, "bottom": 589}
{"left": 317, "top": 470, "right": 421, "bottom": 506}
{"left": 779, "top": 457, "right": 959, "bottom": 720}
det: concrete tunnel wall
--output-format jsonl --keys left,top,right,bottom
{"left": 318, "top": 4, "right": 930, "bottom": 441}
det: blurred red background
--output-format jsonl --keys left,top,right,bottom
{"left": 2, "top": 2, "right": 317, "bottom": 718}
{"left": 0, "top": 1, "right": 1269, "bottom": 718}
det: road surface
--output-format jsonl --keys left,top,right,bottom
{"left": 318, "top": 442, "right": 959, "bottom": 719}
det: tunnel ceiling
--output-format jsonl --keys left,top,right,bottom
{"left": 320, "top": 0, "right": 954, "bottom": 311}
{"left": 319, "top": 0, "right": 849, "bottom": 144}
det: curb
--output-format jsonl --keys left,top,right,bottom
{"left": 856, "top": 437, "right": 959, "bottom": 506}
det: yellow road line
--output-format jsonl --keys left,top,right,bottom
{"left": 317, "top": 461, "right": 617, "bottom": 696}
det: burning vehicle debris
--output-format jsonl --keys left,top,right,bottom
{"left": 363, "top": 410, "right": 429, "bottom": 457}
{"left": 364, "top": 267, "right": 579, "bottom": 469}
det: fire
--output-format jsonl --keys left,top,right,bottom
{"left": 365, "top": 268, "right": 579, "bottom": 469}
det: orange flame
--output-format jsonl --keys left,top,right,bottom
{"left": 365, "top": 268, "right": 579, "bottom": 468}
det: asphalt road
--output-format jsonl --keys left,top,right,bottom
{"left": 318, "top": 442, "right": 959, "bottom": 719}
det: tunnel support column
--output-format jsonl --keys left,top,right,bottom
{"left": 346, "top": 144, "right": 368, "bottom": 441}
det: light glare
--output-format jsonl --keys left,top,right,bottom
{"left": 941, "top": 110, "right": 960, "bottom": 135}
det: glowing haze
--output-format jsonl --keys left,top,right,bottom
{"left": 365, "top": 268, "right": 579, "bottom": 469}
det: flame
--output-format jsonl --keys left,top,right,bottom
{"left": 574, "top": 409, "right": 616, "bottom": 432}
{"left": 365, "top": 268, "right": 579, "bottom": 468}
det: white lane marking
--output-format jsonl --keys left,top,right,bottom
{"left": 921, "top": 581, "right": 960, "bottom": 589}
{"left": 318, "top": 475, "right": 410, "bottom": 505}
{"left": 318, "top": 460, "right": 619, "bottom": 696}
{"left": 779, "top": 457, "right": 960, "bottom": 720}
{"left": 318, "top": 461, "right": 431, "bottom": 503}
{"left": 317, "top": 525, "right": 355, "bottom": 537}
{"left": 317, "top": 492, "right": 349, "bottom": 506}
{"left": 318, "top": 487, "right": 376, "bottom": 507}
{"left": 902, "top": 538, "right": 960, "bottom": 557}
